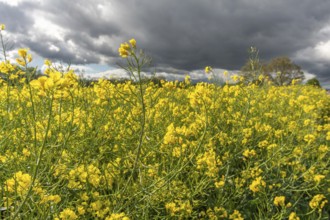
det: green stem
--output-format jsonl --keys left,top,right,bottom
{"left": 132, "top": 52, "right": 146, "bottom": 178}
{"left": 0, "top": 31, "right": 7, "bottom": 61}
{"left": 12, "top": 93, "right": 54, "bottom": 219}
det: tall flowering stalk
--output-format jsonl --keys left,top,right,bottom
{"left": 11, "top": 49, "right": 54, "bottom": 219}
{"left": 204, "top": 66, "right": 225, "bottom": 85}
{"left": 118, "top": 39, "right": 151, "bottom": 177}
{"left": 0, "top": 23, "right": 7, "bottom": 61}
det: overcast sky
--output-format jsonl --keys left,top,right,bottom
{"left": 1, "top": 0, "right": 330, "bottom": 87}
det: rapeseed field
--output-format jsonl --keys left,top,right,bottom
{"left": 0, "top": 31, "right": 329, "bottom": 219}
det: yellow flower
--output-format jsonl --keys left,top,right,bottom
{"left": 59, "top": 208, "right": 78, "bottom": 220}
{"left": 22, "top": 148, "right": 31, "bottom": 157}
{"left": 0, "top": 61, "right": 15, "bottom": 74}
{"left": 5, "top": 171, "right": 32, "bottom": 196}
{"left": 121, "top": 43, "right": 130, "bottom": 50}
{"left": 196, "top": 148, "right": 221, "bottom": 178}
{"left": 129, "top": 38, "right": 136, "bottom": 48}
{"left": 40, "top": 194, "right": 61, "bottom": 204}
{"left": 318, "top": 145, "right": 328, "bottom": 153}
{"left": 258, "top": 140, "right": 269, "bottom": 148}
{"left": 165, "top": 202, "right": 177, "bottom": 216}
{"left": 18, "top": 48, "right": 28, "bottom": 58}
{"left": 258, "top": 74, "right": 264, "bottom": 81}
{"left": 229, "top": 210, "right": 244, "bottom": 220}
{"left": 215, "top": 175, "right": 226, "bottom": 189}
{"left": 288, "top": 212, "right": 300, "bottom": 220}
{"left": 274, "top": 196, "right": 286, "bottom": 207}
{"left": 304, "top": 134, "right": 316, "bottom": 144}
{"left": 105, "top": 212, "right": 130, "bottom": 220}
{"left": 52, "top": 195, "right": 61, "bottom": 203}
{"left": 184, "top": 75, "right": 191, "bottom": 84}
{"left": 309, "top": 194, "right": 328, "bottom": 210}
{"left": 77, "top": 206, "right": 85, "bottom": 215}
{"left": 249, "top": 177, "right": 266, "bottom": 193}
{"left": 179, "top": 200, "right": 192, "bottom": 215}
{"left": 16, "top": 58, "right": 26, "bottom": 66}
{"left": 231, "top": 74, "right": 239, "bottom": 82}
{"left": 118, "top": 42, "right": 132, "bottom": 57}
{"left": 44, "top": 59, "right": 52, "bottom": 66}
{"left": 0, "top": 155, "right": 7, "bottom": 163}
{"left": 81, "top": 192, "right": 89, "bottom": 201}
{"left": 0, "top": 24, "right": 5, "bottom": 30}
{"left": 214, "top": 207, "right": 227, "bottom": 218}
{"left": 165, "top": 200, "right": 192, "bottom": 217}
{"left": 91, "top": 200, "right": 102, "bottom": 211}
{"left": 9, "top": 73, "right": 18, "bottom": 80}
{"left": 118, "top": 47, "right": 129, "bottom": 58}
{"left": 242, "top": 149, "right": 256, "bottom": 158}
{"left": 27, "top": 54, "right": 33, "bottom": 62}
{"left": 313, "top": 174, "right": 325, "bottom": 183}
{"left": 205, "top": 66, "right": 212, "bottom": 74}
{"left": 291, "top": 79, "right": 301, "bottom": 85}
{"left": 215, "top": 180, "right": 225, "bottom": 188}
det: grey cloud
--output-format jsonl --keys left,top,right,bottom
{"left": 0, "top": 2, "right": 34, "bottom": 33}
{"left": 23, "top": 37, "right": 101, "bottom": 64}
{"left": 126, "top": 0, "right": 328, "bottom": 86}
{"left": 124, "top": 0, "right": 330, "bottom": 69}
{"left": 63, "top": 33, "right": 117, "bottom": 58}
{"left": 300, "top": 62, "right": 330, "bottom": 82}
{"left": 45, "top": 4, "right": 120, "bottom": 37}
{"left": 3, "top": 0, "right": 330, "bottom": 85}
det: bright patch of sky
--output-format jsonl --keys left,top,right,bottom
{"left": 0, "top": 0, "right": 41, "bottom": 6}
{"left": 32, "top": 15, "right": 66, "bottom": 42}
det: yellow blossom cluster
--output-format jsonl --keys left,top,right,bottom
{"left": 205, "top": 66, "right": 212, "bottom": 73}
{"left": 5, "top": 171, "right": 32, "bottom": 196}
{"left": 288, "top": 212, "right": 300, "bottom": 220}
{"left": 57, "top": 208, "right": 78, "bottom": 220}
{"left": 105, "top": 212, "right": 130, "bottom": 220}
{"left": 0, "top": 38, "right": 329, "bottom": 219}
{"left": 205, "top": 207, "right": 227, "bottom": 219}
{"left": 273, "top": 196, "right": 286, "bottom": 207}
{"left": 118, "top": 38, "right": 136, "bottom": 58}
{"left": 249, "top": 176, "right": 266, "bottom": 193}
{"left": 309, "top": 194, "right": 328, "bottom": 211}
{"left": 165, "top": 200, "right": 192, "bottom": 217}
{"left": 0, "top": 61, "right": 15, "bottom": 74}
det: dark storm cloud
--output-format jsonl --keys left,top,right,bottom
{"left": 2, "top": 0, "right": 121, "bottom": 63}
{"left": 120, "top": 0, "right": 330, "bottom": 69}
{"left": 63, "top": 32, "right": 117, "bottom": 58}
{"left": 4, "top": 0, "right": 330, "bottom": 84}
{"left": 38, "top": 0, "right": 122, "bottom": 38}
{"left": 299, "top": 61, "right": 330, "bottom": 82}
{"left": 312, "top": 69, "right": 330, "bottom": 82}
{"left": 23, "top": 37, "right": 101, "bottom": 64}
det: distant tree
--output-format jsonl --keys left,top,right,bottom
{"left": 240, "top": 47, "right": 267, "bottom": 84}
{"left": 305, "top": 78, "right": 321, "bottom": 87}
{"left": 149, "top": 75, "right": 166, "bottom": 86}
{"left": 265, "top": 56, "right": 304, "bottom": 86}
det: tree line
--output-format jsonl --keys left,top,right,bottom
{"left": 239, "top": 47, "right": 321, "bottom": 87}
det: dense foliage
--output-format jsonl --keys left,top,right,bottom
{"left": 0, "top": 30, "right": 329, "bottom": 219}
{"left": 305, "top": 78, "right": 321, "bottom": 88}
{"left": 240, "top": 47, "right": 305, "bottom": 86}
